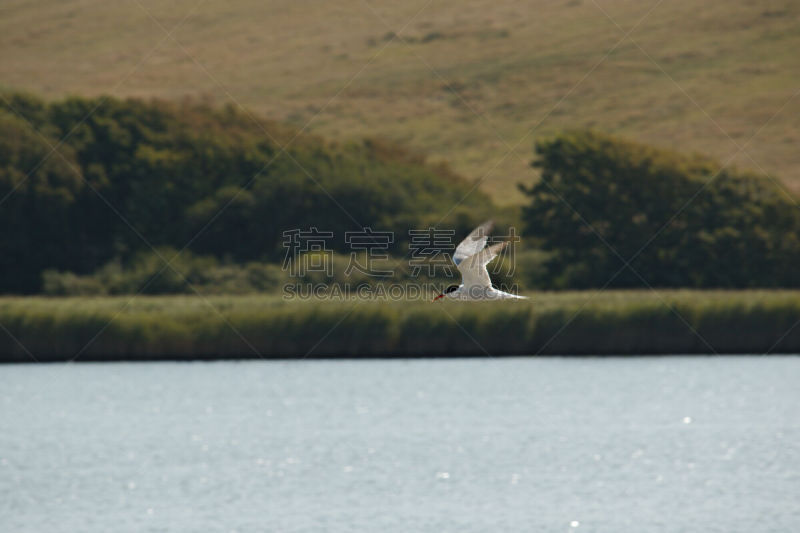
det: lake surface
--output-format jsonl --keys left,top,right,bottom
{"left": 1, "top": 357, "right": 798, "bottom": 533}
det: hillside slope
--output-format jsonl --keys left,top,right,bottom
{"left": 1, "top": 0, "right": 798, "bottom": 203}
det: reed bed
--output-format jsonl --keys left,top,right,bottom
{"left": 1, "top": 291, "right": 799, "bottom": 362}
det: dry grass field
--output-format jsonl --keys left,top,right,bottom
{"left": 1, "top": 0, "right": 799, "bottom": 204}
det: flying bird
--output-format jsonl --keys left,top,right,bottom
{"left": 433, "top": 220, "right": 527, "bottom": 301}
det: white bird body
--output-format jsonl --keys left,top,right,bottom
{"left": 434, "top": 220, "right": 528, "bottom": 301}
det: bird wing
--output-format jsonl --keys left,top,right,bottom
{"left": 452, "top": 220, "right": 493, "bottom": 266}
{"left": 457, "top": 241, "right": 507, "bottom": 288}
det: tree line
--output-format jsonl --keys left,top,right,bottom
{"left": 2, "top": 93, "right": 798, "bottom": 294}
{"left": 0, "top": 92, "right": 489, "bottom": 293}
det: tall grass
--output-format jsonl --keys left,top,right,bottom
{"left": 1, "top": 291, "right": 799, "bottom": 361}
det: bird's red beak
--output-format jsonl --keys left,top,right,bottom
{"left": 433, "top": 294, "right": 444, "bottom": 302}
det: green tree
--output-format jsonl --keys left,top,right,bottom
{"left": 0, "top": 92, "right": 492, "bottom": 292}
{"left": 520, "top": 131, "right": 800, "bottom": 288}
{"left": 0, "top": 112, "right": 84, "bottom": 292}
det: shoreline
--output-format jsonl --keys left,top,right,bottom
{"left": 2, "top": 291, "right": 799, "bottom": 362}
{"left": 5, "top": 353, "right": 798, "bottom": 365}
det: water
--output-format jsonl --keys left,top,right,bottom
{"left": 1, "top": 357, "right": 798, "bottom": 533}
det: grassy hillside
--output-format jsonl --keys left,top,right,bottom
{"left": 2, "top": 291, "right": 800, "bottom": 360}
{"left": 1, "top": 0, "right": 798, "bottom": 204}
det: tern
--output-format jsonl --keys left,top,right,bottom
{"left": 433, "top": 220, "right": 527, "bottom": 301}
